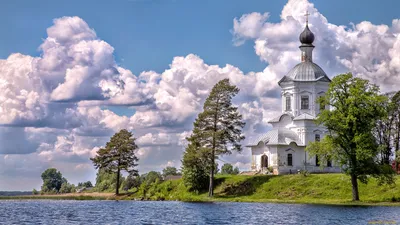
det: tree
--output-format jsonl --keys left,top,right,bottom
{"left": 374, "top": 91, "right": 400, "bottom": 165}
{"left": 91, "top": 129, "right": 139, "bottom": 195}
{"left": 184, "top": 79, "right": 245, "bottom": 197}
{"left": 220, "top": 163, "right": 240, "bottom": 175}
{"left": 94, "top": 168, "right": 124, "bottom": 192}
{"left": 142, "top": 171, "right": 163, "bottom": 185}
{"left": 78, "top": 181, "right": 93, "bottom": 188}
{"left": 233, "top": 167, "right": 240, "bottom": 175}
{"left": 122, "top": 174, "right": 142, "bottom": 191}
{"left": 162, "top": 167, "right": 180, "bottom": 178}
{"left": 59, "top": 182, "right": 75, "bottom": 193}
{"left": 32, "top": 189, "right": 39, "bottom": 195}
{"left": 40, "top": 168, "right": 65, "bottom": 193}
{"left": 221, "top": 163, "right": 234, "bottom": 174}
{"left": 182, "top": 142, "right": 210, "bottom": 192}
{"left": 306, "top": 73, "right": 394, "bottom": 201}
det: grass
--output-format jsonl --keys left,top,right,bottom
{"left": 119, "top": 173, "right": 400, "bottom": 205}
{"left": 2, "top": 174, "right": 400, "bottom": 205}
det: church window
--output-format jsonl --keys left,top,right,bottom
{"left": 287, "top": 154, "right": 293, "bottom": 166}
{"left": 301, "top": 96, "right": 309, "bottom": 109}
{"left": 315, "top": 134, "right": 320, "bottom": 142}
{"left": 286, "top": 96, "right": 291, "bottom": 111}
{"left": 327, "top": 159, "right": 332, "bottom": 167}
{"left": 316, "top": 155, "right": 320, "bottom": 166}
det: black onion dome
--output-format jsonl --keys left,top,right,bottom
{"left": 299, "top": 25, "right": 315, "bottom": 44}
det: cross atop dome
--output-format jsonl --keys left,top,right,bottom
{"left": 304, "top": 10, "right": 310, "bottom": 25}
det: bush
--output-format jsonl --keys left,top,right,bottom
{"left": 32, "top": 189, "right": 39, "bottom": 195}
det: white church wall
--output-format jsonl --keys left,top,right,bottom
{"left": 251, "top": 143, "right": 279, "bottom": 171}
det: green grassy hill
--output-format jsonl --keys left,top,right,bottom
{"left": 124, "top": 174, "right": 400, "bottom": 205}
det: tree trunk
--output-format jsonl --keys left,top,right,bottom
{"left": 116, "top": 167, "right": 120, "bottom": 195}
{"left": 350, "top": 174, "right": 359, "bottom": 201}
{"left": 208, "top": 156, "right": 214, "bottom": 197}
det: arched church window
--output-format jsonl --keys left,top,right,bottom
{"left": 301, "top": 96, "right": 309, "bottom": 109}
{"left": 287, "top": 154, "right": 293, "bottom": 166}
{"left": 286, "top": 96, "right": 291, "bottom": 111}
{"left": 315, "top": 134, "right": 320, "bottom": 142}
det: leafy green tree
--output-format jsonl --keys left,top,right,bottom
{"left": 306, "top": 73, "right": 394, "bottom": 201}
{"left": 40, "top": 168, "right": 65, "bottom": 193}
{"left": 220, "top": 163, "right": 240, "bottom": 175}
{"left": 142, "top": 171, "right": 163, "bottom": 185}
{"left": 122, "top": 174, "right": 142, "bottom": 191}
{"left": 78, "top": 181, "right": 93, "bottom": 189}
{"left": 221, "top": 163, "right": 234, "bottom": 174}
{"left": 233, "top": 166, "right": 239, "bottom": 175}
{"left": 182, "top": 142, "right": 210, "bottom": 192}
{"left": 162, "top": 167, "right": 180, "bottom": 178}
{"left": 91, "top": 129, "right": 139, "bottom": 195}
{"left": 59, "top": 182, "right": 75, "bottom": 193}
{"left": 94, "top": 168, "right": 125, "bottom": 192}
{"left": 32, "top": 189, "right": 39, "bottom": 195}
{"left": 184, "top": 79, "right": 245, "bottom": 197}
{"left": 374, "top": 91, "right": 400, "bottom": 165}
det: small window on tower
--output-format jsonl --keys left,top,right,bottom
{"left": 286, "top": 96, "right": 291, "bottom": 111}
{"left": 301, "top": 96, "right": 309, "bottom": 109}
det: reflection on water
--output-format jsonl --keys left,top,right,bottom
{"left": 1, "top": 200, "right": 400, "bottom": 224}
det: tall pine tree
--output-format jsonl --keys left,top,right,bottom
{"left": 91, "top": 129, "right": 139, "bottom": 195}
{"left": 184, "top": 78, "right": 245, "bottom": 197}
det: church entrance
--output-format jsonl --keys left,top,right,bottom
{"left": 261, "top": 155, "right": 268, "bottom": 168}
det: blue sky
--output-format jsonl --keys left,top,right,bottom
{"left": 2, "top": 0, "right": 400, "bottom": 190}
{"left": 1, "top": 0, "right": 399, "bottom": 76}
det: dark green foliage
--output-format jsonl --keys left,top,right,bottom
{"left": 59, "top": 183, "right": 76, "bottom": 193}
{"left": 40, "top": 168, "right": 66, "bottom": 193}
{"left": 94, "top": 168, "right": 124, "bottom": 192}
{"left": 91, "top": 129, "right": 139, "bottom": 195}
{"left": 142, "top": 171, "right": 163, "bottom": 185}
{"left": 32, "top": 189, "right": 39, "bottom": 195}
{"left": 182, "top": 142, "right": 210, "bottom": 192}
{"left": 221, "top": 163, "right": 239, "bottom": 175}
{"left": 306, "top": 73, "right": 394, "bottom": 201}
{"left": 122, "top": 174, "right": 142, "bottom": 191}
{"left": 374, "top": 91, "right": 400, "bottom": 165}
{"left": 162, "top": 167, "right": 180, "bottom": 178}
{"left": 182, "top": 79, "right": 245, "bottom": 197}
{"left": 77, "top": 181, "right": 93, "bottom": 189}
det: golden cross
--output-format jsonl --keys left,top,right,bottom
{"left": 304, "top": 10, "right": 310, "bottom": 25}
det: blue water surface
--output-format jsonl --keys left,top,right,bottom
{"left": 0, "top": 200, "right": 400, "bottom": 224}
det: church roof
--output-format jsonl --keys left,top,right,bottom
{"left": 278, "top": 61, "right": 331, "bottom": 84}
{"left": 246, "top": 128, "right": 304, "bottom": 147}
{"left": 293, "top": 113, "right": 316, "bottom": 121}
{"left": 268, "top": 113, "right": 293, "bottom": 123}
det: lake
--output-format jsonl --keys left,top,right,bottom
{"left": 1, "top": 200, "right": 400, "bottom": 224}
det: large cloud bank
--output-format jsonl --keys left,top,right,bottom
{"left": 1, "top": 0, "right": 400, "bottom": 190}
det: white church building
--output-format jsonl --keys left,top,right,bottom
{"left": 247, "top": 19, "right": 341, "bottom": 175}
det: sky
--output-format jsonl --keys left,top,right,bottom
{"left": 1, "top": 0, "right": 400, "bottom": 190}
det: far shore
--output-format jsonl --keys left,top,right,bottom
{"left": 2, "top": 173, "right": 400, "bottom": 207}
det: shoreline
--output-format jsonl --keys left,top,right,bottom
{"left": 2, "top": 193, "right": 400, "bottom": 207}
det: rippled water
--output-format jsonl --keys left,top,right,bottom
{"left": 1, "top": 200, "right": 400, "bottom": 224}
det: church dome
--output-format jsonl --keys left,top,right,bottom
{"left": 299, "top": 25, "right": 314, "bottom": 44}
{"left": 279, "top": 62, "right": 330, "bottom": 84}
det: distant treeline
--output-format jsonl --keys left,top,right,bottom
{"left": 0, "top": 191, "right": 32, "bottom": 196}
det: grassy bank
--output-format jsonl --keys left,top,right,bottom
{"left": 122, "top": 173, "right": 400, "bottom": 205}
{"left": 3, "top": 174, "right": 400, "bottom": 205}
